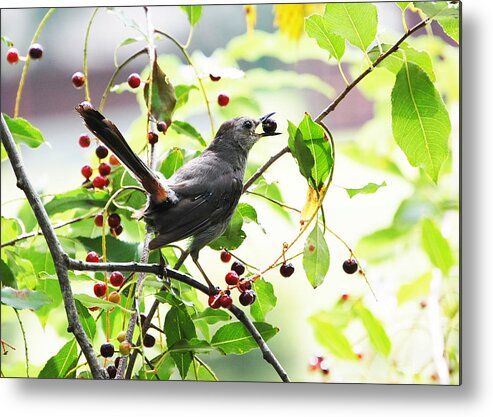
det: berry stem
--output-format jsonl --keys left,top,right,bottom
{"left": 13, "top": 309, "right": 29, "bottom": 378}
{"left": 13, "top": 8, "right": 56, "bottom": 118}
{"left": 83, "top": 7, "right": 99, "bottom": 103}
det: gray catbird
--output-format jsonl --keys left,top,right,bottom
{"left": 75, "top": 102, "right": 280, "bottom": 289}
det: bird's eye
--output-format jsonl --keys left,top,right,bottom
{"left": 243, "top": 120, "right": 253, "bottom": 129}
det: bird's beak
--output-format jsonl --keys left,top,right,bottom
{"left": 258, "top": 112, "right": 282, "bottom": 137}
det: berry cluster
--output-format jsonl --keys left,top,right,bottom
{"left": 78, "top": 132, "right": 116, "bottom": 190}
{"left": 206, "top": 72, "right": 230, "bottom": 107}
{"left": 308, "top": 355, "right": 330, "bottom": 377}
{"left": 94, "top": 212, "right": 123, "bottom": 237}
{"left": 5, "top": 43, "right": 43, "bottom": 65}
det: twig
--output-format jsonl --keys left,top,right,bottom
{"left": 1, "top": 114, "right": 106, "bottom": 379}
{"left": 83, "top": 8, "right": 99, "bottom": 103}
{"left": 13, "top": 309, "right": 29, "bottom": 377}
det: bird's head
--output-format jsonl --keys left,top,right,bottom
{"left": 212, "top": 113, "right": 281, "bottom": 154}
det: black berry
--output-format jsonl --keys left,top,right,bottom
{"left": 280, "top": 262, "right": 295, "bottom": 277}
{"left": 143, "top": 334, "right": 155, "bottom": 348}
{"left": 238, "top": 279, "right": 252, "bottom": 292}
{"left": 107, "top": 213, "right": 121, "bottom": 229}
{"left": 231, "top": 261, "right": 245, "bottom": 276}
{"left": 28, "top": 43, "right": 43, "bottom": 59}
{"left": 262, "top": 119, "right": 277, "bottom": 134}
{"left": 106, "top": 364, "right": 117, "bottom": 379}
{"left": 209, "top": 74, "right": 221, "bottom": 82}
{"left": 100, "top": 342, "right": 115, "bottom": 358}
{"left": 239, "top": 289, "right": 256, "bottom": 306}
{"left": 342, "top": 258, "right": 358, "bottom": 274}
{"left": 157, "top": 121, "right": 168, "bottom": 133}
{"left": 111, "top": 225, "right": 123, "bottom": 237}
{"left": 95, "top": 145, "right": 109, "bottom": 159}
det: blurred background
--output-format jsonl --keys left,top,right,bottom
{"left": 1, "top": 3, "right": 459, "bottom": 384}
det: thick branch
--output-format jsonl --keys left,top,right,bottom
{"left": 1, "top": 114, "right": 106, "bottom": 380}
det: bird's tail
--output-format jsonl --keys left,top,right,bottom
{"left": 75, "top": 102, "right": 168, "bottom": 203}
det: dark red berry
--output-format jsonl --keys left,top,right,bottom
{"left": 143, "top": 334, "right": 156, "bottom": 348}
{"left": 239, "top": 289, "right": 256, "bottom": 306}
{"left": 341, "top": 294, "right": 349, "bottom": 302}
{"left": 108, "top": 213, "right": 121, "bottom": 229}
{"left": 127, "top": 73, "right": 141, "bottom": 89}
{"left": 86, "top": 251, "right": 100, "bottom": 263}
{"left": 280, "top": 262, "right": 295, "bottom": 277}
{"left": 208, "top": 294, "right": 222, "bottom": 309}
{"left": 71, "top": 71, "right": 85, "bottom": 89}
{"left": 96, "top": 145, "right": 109, "bottom": 159}
{"left": 220, "top": 250, "right": 232, "bottom": 263}
{"left": 106, "top": 364, "right": 117, "bottom": 379}
{"left": 114, "top": 356, "right": 121, "bottom": 368}
{"left": 100, "top": 342, "right": 115, "bottom": 358}
{"left": 81, "top": 165, "right": 93, "bottom": 179}
{"left": 94, "top": 213, "right": 104, "bottom": 227}
{"left": 225, "top": 271, "right": 239, "bottom": 286}
{"left": 320, "top": 360, "right": 330, "bottom": 375}
{"left": 262, "top": 119, "right": 277, "bottom": 134}
{"left": 219, "top": 294, "right": 233, "bottom": 308}
{"left": 231, "top": 261, "right": 245, "bottom": 276}
{"left": 111, "top": 225, "right": 123, "bottom": 237}
{"left": 209, "top": 74, "right": 221, "bottom": 82}
{"left": 92, "top": 175, "right": 106, "bottom": 189}
{"left": 109, "top": 154, "right": 120, "bottom": 165}
{"left": 157, "top": 121, "right": 168, "bottom": 133}
{"left": 217, "top": 92, "right": 230, "bottom": 107}
{"left": 93, "top": 282, "right": 107, "bottom": 297}
{"left": 148, "top": 131, "right": 159, "bottom": 145}
{"left": 110, "top": 271, "right": 124, "bottom": 287}
{"left": 78, "top": 134, "right": 91, "bottom": 148}
{"left": 103, "top": 176, "right": 110, "bottom": 187}
{"left": 6, "top": 48, "right": 19, "bottom": 64}
{"left": 342, "top": 258, "right": 358, "bottom": 274}
{"left": 308, "top": 355, "right": 323, "bottom": 371}
{"left": 238, "top": 279, "right": 252, "bottom": 292}
{"left": 28, "top": 43, "right": 43, "bottom": 59}
{"left": 98, "top": 162, "right": 111, "bottom": 176}
{"left": 89, "top": 306, "right": 99, "bottom": 312}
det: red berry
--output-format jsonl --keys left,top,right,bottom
{"left": 96, "top": 145, "right": 109, "bottom": 159}
{"left": 100, "top": 342, "right": 115, "bottom": 358}
{"left": 231, "top": 261, "right": 245, "bottom": 276}
{"left": 92, "top": 175, "right": 106, "bottom": 189}
{"left": 104, "top": 176, "right": 110, "bottom": 187}
{"left": 219, "top": 294, "right": 233, "bottom": 309}
{"left": 81, "top": 165, "right": 93, "bottom": 179}
{"left": 78, "top": 134, "right": 91, "bottom": 148}
{"left": 208, "top": 294, "right": 222, "bottom": 309}
{"left": 127, "top": 73, "right": 141, "bottom": 89}
{"left": 341, "top": 294, "right": 349, "bottom": 301}
{"left": 6, "top": 47, "right": 19, "bottom": 64}
{"left": 217, "top": 93, "right": 230, "bottom": 107}
{"left": 93, "top": 282, "right": 107, "bottom": 297}
{"left": 342, "top": 259, "right": 358, "bottom": 274}
{"left": 308, "top": 355, "right": 323, "bottom": 371}
{"left": 94, "top": 213, "right": 104, "bottom": 227}
{"left": 28, "top": 43, "right": 43, "bottom": 59}
{"left": 71, "top": 71, "right": 85, "bottom": 89}
{"left": 220, "top": 250, "right": 231, "bottom": 263}
{"left": 111, "top": 225, "right": 123, "bottom": 237}
{"left": 108, "top": 213, "right": 121, "bottom": 229}
{"left": 209, "top": 74, "right": 221, "bottom": 82}
{"left": 148, "top": 131, "right": 158, "bottom": 145}
{"left": 109, "top": 154, "right": 120, "bottom": 165}
{"left": 280, "top": 262, "right": 295, "bottom": 277}
{"left": 98, "top": 162, "right": 111, "bottom": 176}
{"left": 157, "top": 121, "right": 168, "bottom": 133}
{"left": 86, "top": 251, "right": 100, "bottom": 263}
{"left": 110, "top": 271, "right": 124, "bottom": 287}
{"left": 225, "top": 271, "right": 239, "bottom": 286}
{"left": 143, "top": 334, "right": 155, "bottom": 348}
{"left": 239, "top": 289, "right": 256, "bottom": 306}
{"left": 238, "top": 279, "right": 252, "bottom": 292}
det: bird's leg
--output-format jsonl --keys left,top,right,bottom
{"left": 191, "top": 255, "right": 217, "bottom": 294}
{"left": 158, "top": 250, "right": 170, "bottom": 286}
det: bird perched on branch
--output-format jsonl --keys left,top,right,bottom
{"left": 75, "top": 102, "right": 280, "bottom": 290}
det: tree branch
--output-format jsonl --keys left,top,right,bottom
{"left": 1, "top": 114, "right": 106, "bottom": 380}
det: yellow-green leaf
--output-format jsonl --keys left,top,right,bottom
{"left": 421, "top": 218, "right": 454, "bottom": 275}
{"left": 303, "top": 224, "right": 330, "bottom": 288}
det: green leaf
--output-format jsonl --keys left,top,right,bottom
{"left": 211, "top": 322, "right": 278, "bottom": 355}
{"left": 168, "top": 338, "right": 213, "bottom": 354}
{"left": 397, "top": 271, "right": 433, "bottom": 305}
{"left": 1, "top": 35, "right": 14, "bottom": 47}
{"left": 1, "top": 260, "right": 16, "bottom": 288}
{"left": 353, "top": 303, "right": 391, "bottom": 357}
{"left": 305, "top": 14, "right": 345, "bottom": 61}
{"left": 44, "top": 188, "right": 109, "bottom": 216}
{"left": 421, "top": 218, "right": 454, "bottom": 275}
{"left": 73, "top": 293, "right": 132, "bottom": 313}
{"left": 159, "top": 147, "right": 184, "bottom": 179}
{"left": 368, "top": 43, "right": 436, "bottom": 81}
{"left": 323, "top": 3, "right": 378, "bottom": 52}
{"left": 76, "top": 235, "right": 141, "bottom": 263}
{"left": 303, "top": 225, "right": 330, "bottom": 289}
{"left": 143, "top": 60, "right": 176, "bottom": 125}
{"left": 287, "top": 123, "right": 314, "bottom": 184}
{"left": 396, "top": 2, "right": 410, "bottom": 11}
{"left": 250, "top": 278, "right": 277, "bottom": 322}
{"left": 193, "top": 308, "right": 231, "bottom": 325}
{"left": 1, "top": 287, "right": 52, "bottom": 310}
{"left": 164, "top": 306, "right": 197, "bottom": 379}
{"left": 209, "top": 209, "right": 246, "bottom": 251}
{"left": 38, "top": 339, "right": 78, "bottom": 378}
{"left": 170, "top": 120, "right": 206, "bottom": 147}
{"left": 356, "top": 226, "right": 410, "bottom": 263}
{"left": 309, "top": 314, "right": 357, "bottom": 360}
{"left": 391, "top": 62, "right": 451, "bottom": 183}
{"left": 180, "top": 5, "right": 203, "bottom": 26}
{"left": 345, "top": 181, "right": 386, "bottom": 198}
{"left": 237, "top": 202, "right": 258, "bottom": 225}
{"left": 1, "top": 216, "right": 23, "bottom": 243}
{"left": 3, "top": 114, "right": 45, "bottom": 149}
{"left": 174, "top": 84, "right": 199, "bottom": 111}
{"left": 75, "top": 300, "right": 96, "bottom": 340}
{"left": 413, "top": 1, "right": 459, "bottom": 43}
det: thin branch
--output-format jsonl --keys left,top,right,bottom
{"left": 83, "top": 8, "right": 99, "bottom": 103}
{"left": 1, "top": 114, "right": 106, "bottom": 379}
{"left": 14, "top": 309, "right": 29, "bottom": 378}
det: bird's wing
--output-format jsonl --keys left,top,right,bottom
{"left": 146, "top": 172, "right": 242, "bottom": 250}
